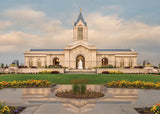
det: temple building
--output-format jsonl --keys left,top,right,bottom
{"left": 24, "top": 10, "right": 137, "bottom": 69}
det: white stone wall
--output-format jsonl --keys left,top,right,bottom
{"left": 17, "top": 68, "right": 64, "bottom": 74}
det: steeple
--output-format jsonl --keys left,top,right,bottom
{"left": 73, "top": 9, "right": 88, "bottom": 43}
{"left": 74, "top": 9, "right": 87, "bottom": 26}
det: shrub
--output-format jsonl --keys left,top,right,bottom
{"left": 72, "top": 84, "right": 80, "bottom": 94}
{"left": 102, "top": 71, "right": 123, "bottom": 74}
{"left": 51, "top": 71, "right": 59, "bottom": 74}
{"left": 31, "top": 66, "right": 37, "bottom": 68}
{"left": 81, "top": 84, "right": 86, "bottom": 94}
{"left": 71, "top": 79, "right": 87, "bottom": 95}
{"left": 134, "top": 66, "right": 143, "bottom": 69}
{"left": 39, "top": 71, "right": 59, "bottom": 74}
{"left": 102, "top": 71, "right": 110, "bottom": 74}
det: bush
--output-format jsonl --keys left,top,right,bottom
{"left": 31, "top": 66, "right": 37, "bottom": 68}
{"left": 39, "top": 71, "right": 59, "bottom": 74}
{"left": 102, "top": 71, "right": 123, "bottom": 74}
{"left": 51, "top": 71, "right": 59, "bottom": 74}
{"left": 100, "top": 65, "right": 114, "bottom": 68}
{"left": 18, "top": 66, "right": 28, "bottom": 68}
{"left": 102, "top": 71, "right": 110, "bottom": 74}
{"left": 134, "top": 66, "right": 143, "bottom": 69}
{"left": 81, "top": 84, "right": 86, "bottom": 94}
{"left": 71, "top": 79, "right": 87, "bottom": 95}
{"left": 72, "top": 84, "right": 80, "bottom": 94}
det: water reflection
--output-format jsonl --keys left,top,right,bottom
{"left": 1, "top": 85, "right": 160, "bottom": 113}
{"left": 22, "top": 85, "right": 138, "bottom": 103}
{"left": 62, "top": 101, "right": 96, "bottom": 113}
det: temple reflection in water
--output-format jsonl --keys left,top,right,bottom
{"left": 22, "top": 85, "right": 138, "bottom": 113}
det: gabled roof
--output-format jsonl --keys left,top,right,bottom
{"left": 65, "top": 41, "right": 97, "bottom": 50}
{"left": 74, "top": 12, "right": 87, "bottom": 26}
{"left": 30, "top": 49, "right": 64, "bottom": 51}
{"left": 97, "top": 49, "right": 133, "bottom": 52}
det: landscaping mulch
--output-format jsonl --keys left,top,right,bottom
{"left": 56, "top": 91, "right": 104, "bottom": 99}
{"left": 135, "top": 107, "right": 153, "bottom": 114}
{"left": 8, "top": 106, "right": 26, "bottom": 114}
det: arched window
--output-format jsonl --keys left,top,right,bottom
{"left": 102, "top": 58, "right": 108, "bottom": 66}
{"left": 53, "top": 58, "right": 60, "bottom": 65}
{"left": 37, "top": 59, "right": 41, "bottom": 67}
{"left": 120, "top": 59, "right": 124, "bottom": 67}
{"left": 78, "top": 25, "right": 83, "bottom": 40}
{"left": 128, "top": 59, "right": 132, "bottom": 67}
{"left": 29, "top": 59, "right": 33, "bottom": 67}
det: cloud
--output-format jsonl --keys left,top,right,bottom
{"left": 0, "top": 8, "right": 160, "bottom": 65}
{"left": 4, "top": 8, "right": 45, "bottom": 21}
{"left": 0, "top": 21, "right": 12, "bottom": 30}
{"left": 87, "top": 12, "right": 160, "bottom": 48}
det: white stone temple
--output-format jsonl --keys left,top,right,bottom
{"left": 24, "top": 10, "right": 137, "bottom": 69}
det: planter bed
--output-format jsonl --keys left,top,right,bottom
{"left": 56, "top": 90, "right": 104, "bottom": 99}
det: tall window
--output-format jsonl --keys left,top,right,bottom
{"left": 29, "top": 59, "right": 33, "bottom": 67}
{"left": 102, "top": 58, "right": 108, "bottom": 66}
{"left": 120, "top": 59, "right": 124, "bottom": 67}
{"left": 78, "top": 25, "right": 83, "bottom": 40}
{"left": 37, "top": 59, "right": 41, "bottom": 67}
{"left": 128, "top": 59, "right": 132, "bottom": 67}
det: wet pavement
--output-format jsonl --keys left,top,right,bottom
{"left": 0, "top": 85, "right": 160, "bottom": 114}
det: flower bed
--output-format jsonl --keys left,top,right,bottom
{"left": 0, "top": 80, "right": 55, "bottom": 89}
{"left": 0, "top": 102, "right": 26, "bottom": 114}
{"left": 56, "top": 89, "right": 104, "bottom": 99}
{"left": 105, "top": 80, "right": 160, "bottom": 89}
{"left": 135, "top": 103, "right": 160, "bottom": 114}
{"left": 102, "top": 71, "right": 123, "bottom": 74}
{"left": 151, "top": 104, "right": 160, "bottom": 114}
{"left": 39, "top": 71, "right": 60, "bottom": 74}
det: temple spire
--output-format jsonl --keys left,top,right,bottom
{"left": 80, "top": 8, "right": 81, "bottom": 12}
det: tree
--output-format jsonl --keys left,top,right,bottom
{"left": 143, "top": 60, "right": 145, "bottom": 67}
{"left": 1, "top": 63, "right": 4, "bottom": 68}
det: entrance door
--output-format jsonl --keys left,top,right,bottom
{"left": 76, "top": 55, "right": 85, "bottom": 69}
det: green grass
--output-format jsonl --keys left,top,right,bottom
{"left": 0, "top": 74, "right": 160, "bottom": 84}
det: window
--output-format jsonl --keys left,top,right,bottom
{"left": 29, "top": 59, "right": 33, "bottom": 67}
{"left": 53, "top": 58, "right": 60, "bottom": 65}
{"left": 120, "top": 59, "right": 124, "bottom": 67}
{"left": 78, "top": 25, "right": 83, "bottom": 40}
{"left": 128, "top": 59, "right": 132, "bottom": 67}
{"left": 102, "top": 58, "right": 108, "bottom": 66}
{"left": 37, "top": 59, "right": 41, "bottom": 67}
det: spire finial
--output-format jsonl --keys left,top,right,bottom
{"left": 80, "top": 8, "right": 81, "bottom": 12}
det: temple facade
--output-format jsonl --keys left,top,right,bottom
{"left": 24, "top": 11, "right": 137, "bottom": 69}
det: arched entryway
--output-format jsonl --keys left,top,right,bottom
{"left": 76, "top": 55, "right": 85, "bottom": 69}
{"left": 102, "top": 58, "right": 108, "bottom": 66}
{"left": 53, "top": 58, "right": 60, "bottom": 65}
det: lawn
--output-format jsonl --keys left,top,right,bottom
{"left": 0, "top": 74, "right": 160, "bottom": 84}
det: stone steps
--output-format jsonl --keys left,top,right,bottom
{"left": 65, "top": 69, "right": 97, "bottom": 74}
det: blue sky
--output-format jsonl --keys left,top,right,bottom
{"left": 0, "top": 0, "right": 160, "bottom": 66}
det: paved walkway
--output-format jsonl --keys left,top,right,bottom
{"left": 0, "top": 85, "right": 159, "bottom": 114}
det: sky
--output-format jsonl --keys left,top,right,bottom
{"left": 0, "top": 0, "right": 160, "bottom": 66}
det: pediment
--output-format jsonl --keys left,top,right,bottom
{"left": 65, "top": 41, "right": 97, "bottom": 50}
